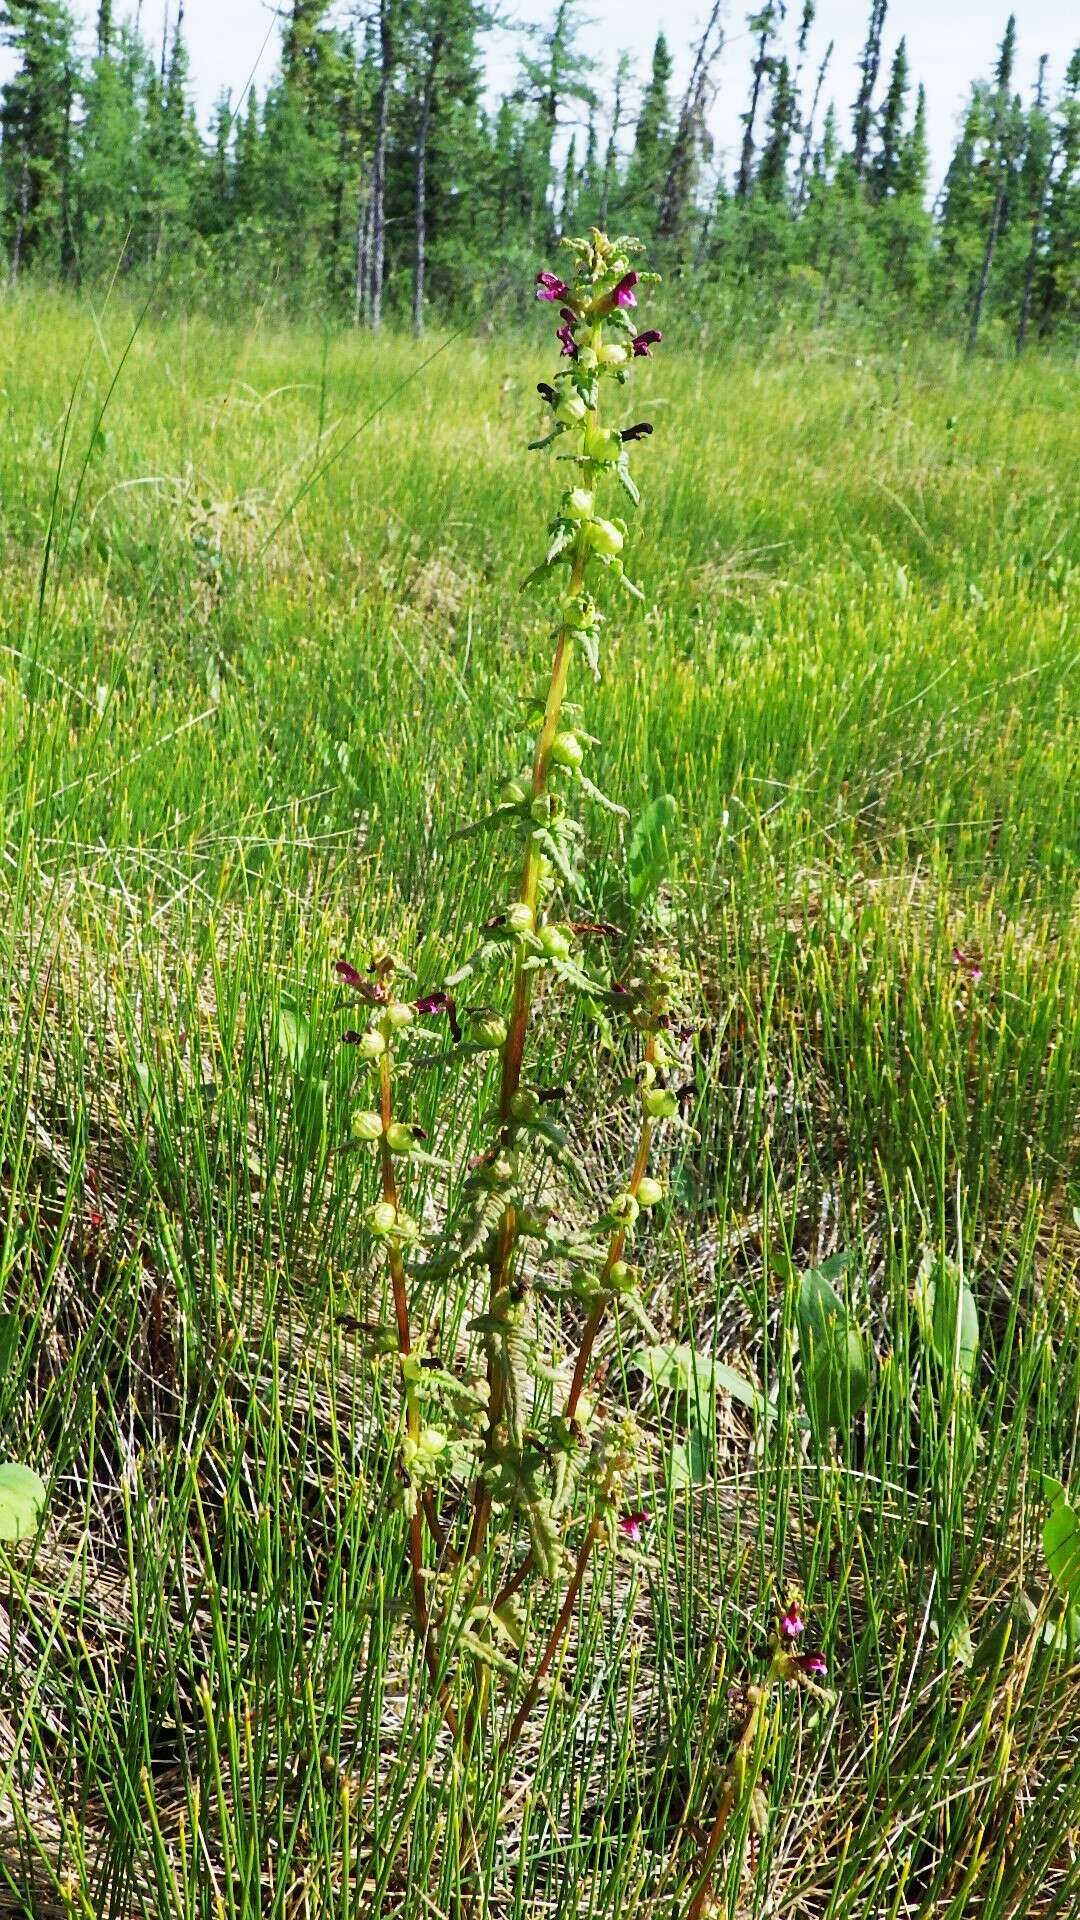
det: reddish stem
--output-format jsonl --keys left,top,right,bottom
{"left": 504, "top": 1518, "right": 599, "bottom": 1752}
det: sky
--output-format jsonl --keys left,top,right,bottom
{"left": 33, "top": 2, "right": 1080, "bottom": 196}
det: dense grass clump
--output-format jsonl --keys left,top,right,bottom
{"left": 0, "top": 289, "right": 1078, "bottom": 1917}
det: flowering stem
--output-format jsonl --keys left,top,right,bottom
{"left": 491, "top": 1031, "right": 658, "bottom": 1613}
{"left": 565, "top": 1031, "right": 658, "bottom": 1421}
{"left": 465, "top": 544, "right": 590, "bottom": 1566}
{"left": 379, "top": 1047, "right": 459, "bottom": 1732}
{"left": 503, "top": 1512, "right": 601, "bottom": 1754}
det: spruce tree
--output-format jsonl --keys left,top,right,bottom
{"left": 0, "top": 0, "right": 79, "bottom": 280}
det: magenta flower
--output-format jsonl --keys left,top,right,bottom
{"left": 556, "top": 307, "right": 578, "bottom": 358}
{"left": 618, "top": 1509, "right": 651, "bottom": 1545}
{"left": 632, "top": 330, "right": 662, "bottom": 357}
{"left": 952, "top": 946, "right": 983, "bottom": 981}
{"left": 415, "top": 989, "right": 461, "bottom": 1042}
{"left": 796, "top": 1652, "right": 828, "bottom": 1677}
{"left": 336, "top": 958, "right": 389, "bottom": 1003}
{"left": 610, "top": 271, "right": 639, "bottom": 309}
{"left": 536, "top": 269, "right": 571, "bottom": 303}
{"left": 779, "top": 1603, "right": 805, "bottom": 1643}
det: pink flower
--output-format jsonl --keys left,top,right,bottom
{"left": 536, "top": 269, "right": 571, "bottom": 303}
{"left": 952, "top": 946, "right": 983, "bottom": 981}
{"left": 556, "top": 310, "right": 578, "bottom": 358}
{"left": 415, "top": 989, "right": 461, "bottom": 1042}
{"left": 336, "top": 958, "right": 389, "bottom": 1003}
{"left": 618, "top": 1509, "right": 651, "bottom": 1545}
{"left": 632, "top": 330, "right": 662, "bottom": 357}
{"left": 796, "top": 1652, "right": 827, "bottom": 1677}
{"left": 611, "top": 271, "right": 639, "bottom": 309}
{"left": 779, "top": 1603, "right": 805, "bottom": 1643}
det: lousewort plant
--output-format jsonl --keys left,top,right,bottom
{"left": 338, "top": 234, "right": 822, "bottom": 1894}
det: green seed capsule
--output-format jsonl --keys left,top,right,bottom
{"left": 564, "top": 486, "right": 594, "bottom": 518}
{"left": 556, "top": 394, "right": 587, "bottom": 425}
{"left": 539, "top": 923, "right": 572, "bottom": 960}
{"left": 510, "top": 1090, "right": 541, "bottom": 1123}
{"left": 385, "top": 1001, "right": 415, "bottom": 1030}
{"left": 636, "top": 1176, "right": 664, "bottom": 1208}
{"left": 549, "top": 732, "right": 584, "bottom": 770}
{"left": 643, "top": 1087, "right": 678, "bottom": 1120}
{"left": 586, "top": 517, "right": 624, "bottom": 556}
{"left": 500, "top": 777, "right": 528, "bottom": 806}
{"left": 506, "top": 902, "right": 535, "bottom": 934}
{"left": 385, "top": 1121, "right": 417, "bottom": 1155}
{"left": 356, "top": 1029, "right": 386, "bottom": 1060}
{"left": 584, "top": 425, "right": 621, "bottom": 464}
{"left": 608, "top": 1258, "right": 640, "bottom": 1292}
{"left": 471, "top": 1012, "right": 508, "bottom": 1050}
{"left": 350, "top": 1109, "right": 384, "bottom": 1142}
{"left": 367, "top": 1200, "right": 397, "bottom": 1236}
{"left": 610, "top": 1191, "right": 639, "bottom": 1228}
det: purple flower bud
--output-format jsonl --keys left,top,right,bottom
{"left": 620, "top": 422, "right": 653, "bottom": 443}
{"left": 631, "top": 330, "right": 662, "bottom": 358}
{"left": 536, "top": 269, "right": 571, "bottom": 303}
{"left": 796, "top": 1652, "right": 828, "bottom": 1676}
{"left": 618, "top": 1509, "right": 651, "bottom": 1544}
{"left": 556, "top": 321, "right": 578, "bottom": 359}
{"left": 779, "top": 1604, "right": 805, "bottom": 1642}
{"left": 611, "top": 271, "right": 639, "bottom": 309}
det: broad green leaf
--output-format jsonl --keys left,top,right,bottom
{"left": 670, "top": 1425, "right": 710, "bottom": 1489}
{"left": 973, "top": 1593, "right": 1038, "bottom": 1677}
{"left": 1044, "top": 1492, "right": 1080, "bottom": 1608}
{"left": 275, "top": 998, "right": 309, "bottom": 1071}
{"left": 795, "top": 1258, "right": 869, "bottom": 1440}
{"left": 916, "top": 1250, "right": 979, "bottom": 1384}
{"left": 632, "top": 1344, "right": 767, "bottom": 1425}
{"left": 0, "top": 1314, "right": 19, "bottom": 1383}
{"left": 628, "top": 794, "right": 678, "bottom": 908}
{"left": 0, "top": 1464, "right": 46, "bottom": 1541}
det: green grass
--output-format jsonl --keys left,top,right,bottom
{"left": 0, "top": 284, "right": 1078, "bottom": 1917}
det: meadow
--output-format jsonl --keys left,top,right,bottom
{"left": 0, "top": 285, "right": 1078, "bottom": 1917}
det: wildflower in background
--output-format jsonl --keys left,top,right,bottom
{"left": 618, "top": 1509, "right": 651, "bottom": 1544}
{"left": 632, "top": 329, "right": 663, "bottom": 357}
{"left": 952, "top": 946, "right": 983, "bottom": 981}
{"left": 536, "top": 269, "right": 571, "bottom": 303}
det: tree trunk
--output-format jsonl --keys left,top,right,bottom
{"left": 370, "top": 0, "right": 393, "bottom": 331}
{"left": 1016, "top": 57, "right": 1049, "bottom": 353}
{"left": 968, "top": 183, "right": 1005, "bottom": 352}
{"left": 658, "top": 0, "right": 723, "bottom": 241}
{"left": 795, "top": 40, "right": 832, "bottom": 210}
{"left": 354, "top": 173, "right": 370, "bottom": 326}
{"left": 736, "top": 21, "right": 772, "bottom": 201}
{"left": 10, "top": 157, "right": 30, "bottom": 286}
{"left": 412, "top": 37, "right": 441, "bottom": 338}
